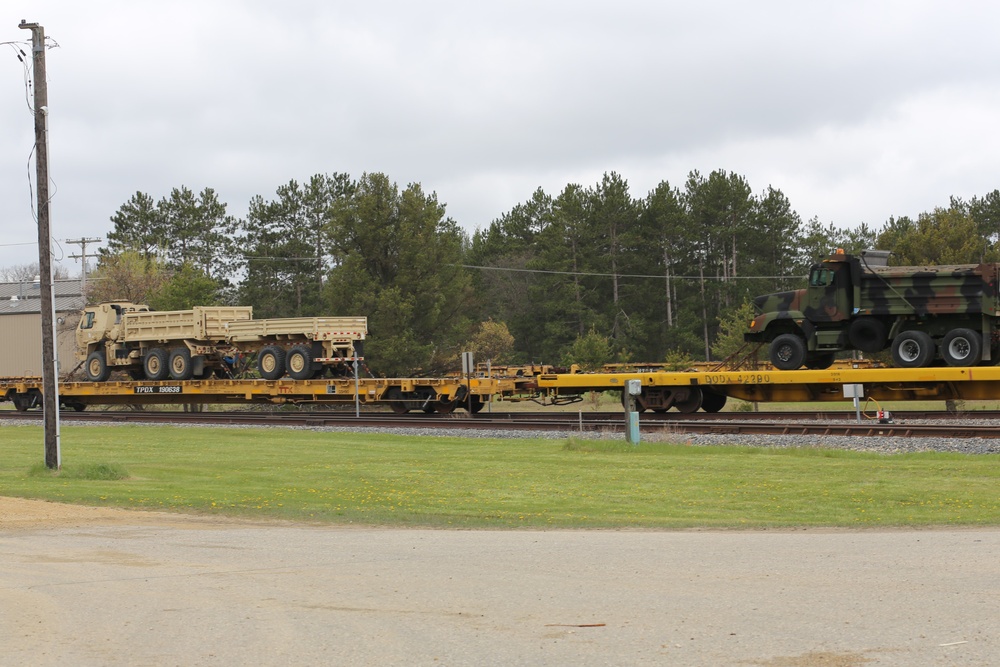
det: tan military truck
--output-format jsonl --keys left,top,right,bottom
{"left": 76, "top": 302, "right": 367, "bottom": 382}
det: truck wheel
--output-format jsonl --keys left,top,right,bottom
{"left": 769, "top": 334, "right": 807, "bottom": 370}
{"left": 85, "top": 350, "right": 112, "bottom": 382}
{"left": 258, "top": 345, "right": 287, "bottom": 380}
{"left": 848, "top": 317, "right": 887, "bottom": 353}
{"left": 169, "top": 347, "right": 194, "bottom": 380}
{"left": 286, "top": 345, "right": 316, "bottom": 381}
{"left": 891, "top": 330, "right": 935, "bottom": 368}
{"left": 144, "top": 348, "right": 170, "bottom": 381}
{"left": 941, "top": 328, "right": 982, "bottom": 366}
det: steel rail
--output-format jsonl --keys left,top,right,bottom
{"left": 3, "top": 409, "right": 999, "bottom": 438}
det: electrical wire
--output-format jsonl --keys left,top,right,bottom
{"left": 456, "top": 263, "right": 805, "bottom": 281}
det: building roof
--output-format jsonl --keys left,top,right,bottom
{"left": 0, "top": 279, "right": 85, "bottom": 315}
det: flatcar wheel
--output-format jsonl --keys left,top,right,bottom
{"left": 385, "top": 387, "right": 409, "bottom": 414}
{"left": 673, "top": 387, "right": 703, "bottom": 413}
{"left": 434, "top": 400, "right": 458, "bottom": 414}
{"left": 700, "top": 390, "right": 727, "bottom": 413}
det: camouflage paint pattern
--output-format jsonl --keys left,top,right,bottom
{"left": 860, "top": 264, "right": 999, "bottom": 317}
{"left": 745, "top": 254, "right": 1000, "bottom": 346}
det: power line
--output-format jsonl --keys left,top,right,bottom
{"left": 456, "top": 264, "right": 804, "bottom": 281}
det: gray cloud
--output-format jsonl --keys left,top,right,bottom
{"left": 3, "top": 0, "right": 1000, "bottom": 272}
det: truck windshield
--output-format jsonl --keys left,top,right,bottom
{"left": 809, "top": 269, "right": 833, "bottom": 287}
{"left": 81, "top": 311, "right": 95, "bottom": 329}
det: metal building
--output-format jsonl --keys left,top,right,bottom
{"left": 0, "top": 279, "right": 85, "bottom": 377}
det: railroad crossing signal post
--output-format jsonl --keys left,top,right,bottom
{"left": 624, "top": 379, "right": 642, "bottom": 445}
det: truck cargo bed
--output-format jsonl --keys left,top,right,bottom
{"left": 123, "top": 307, "right": 253, "bottom": 342}
{"left": 862, "top": 265, "right": 1000, "bottom": 317}
{"left": 225, "top": 317, "right": 368, "bottom": 341}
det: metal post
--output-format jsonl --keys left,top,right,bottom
{"left": 20, "top": 20, "right": 60, "bottom": 469}
{"left": 353, "top": 359, "right": 360, "bottom": 418}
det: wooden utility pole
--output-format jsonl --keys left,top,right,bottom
{"left": 20, "top": 20, "right": 60, "bottom": 469}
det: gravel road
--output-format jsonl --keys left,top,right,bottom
{"left": 2, "top": 498, "right": 998, "bottom": 666}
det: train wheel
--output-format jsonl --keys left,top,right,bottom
{"left": 286, "top": 345, "right": 315, "bottom": 380}
{"left": 143, "top": 348, "right": 169, "bottom": 381}
{"left": 700, "top": 390, "right": 727, "bottom": 413}
{"left": 169, "top": 347, "right": 194, "bottom": 380}
{"left": 385, "top": 387, "right": 409, "bottom": 414}
{"left": 434, "top": 400, "right": 458, "bottom": 414}
{"left": 941, "top": 328, "right": 982, "bottom": 366}
{"left": 467, "top": 396, "right": 485, "bottom": 414}
{"left": 892, "top": 331, "right": 935, "bottom": 368}
{"left": 673, "top": 387, "right": 703, "bottom": 413}
{"left": 258, "top": 345, "right": 287, "bottom": 380}
{"left": 85, "top": 350, "right": 111, "bottom": 382}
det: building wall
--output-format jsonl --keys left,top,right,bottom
{"left": 0, "top": 313, "right": 81, "bottom": 378}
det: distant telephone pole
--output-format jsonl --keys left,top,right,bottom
{"left": 66, "top": 236, "right": 102, "bottom": 290}
{"left": 20, "top": 20, "right": 60, "bottom": 470}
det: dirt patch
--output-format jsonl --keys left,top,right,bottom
{"left": 0, "top": 496, "right": 212, "bottom": 530}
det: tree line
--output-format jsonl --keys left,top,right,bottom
{"left": 51, "top": 170, "right": 1000, "bottom": 376}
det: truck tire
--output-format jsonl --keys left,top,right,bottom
{"left": 847, "top": 317, "right": 887, "bottom": 353}
{"left": 941, "top": 328, "right": 982, "bottom": 367}
{"left": 769, "top": 334, "right": 807, "bottom": 370}
{"left": 169, "top": 347, "right": 194, "bottom": 380}
{"left": 258, "top": 345, "right": 287, "bottom": 380}
{"left": 891, "top": 330, "right": 935, "bottom": 368}
{"left": 144, "top": 348, "right": 170, "bottom": 381}
{"left": 286, "top": 344, "right": 316, "bottom": 381}
{"left": 85, "top": 350, "right": 112, "bottom": 382}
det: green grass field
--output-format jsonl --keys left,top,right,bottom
{"left": 2, "top": 424, "right": 999, "bottom": 528}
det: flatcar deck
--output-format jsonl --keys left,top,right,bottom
{"left": 5, "top": 364, "right": 1000, "bottom": 413}
{"left": 0, "top": 375, "right": 533, "bottom": 413}
{"left": 535, "top": 365, "right": 1000, "bottom": 408}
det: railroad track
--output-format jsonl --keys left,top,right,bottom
{"left": 3, "top": 408, "right": 999, "bottom": 439}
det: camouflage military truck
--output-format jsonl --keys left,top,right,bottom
{"left": 744, "top": 249, "right": 1000, "bottom": 370}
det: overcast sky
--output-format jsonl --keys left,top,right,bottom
{"left": 3, "top": 1, "right": 1000, "bottom": 276}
